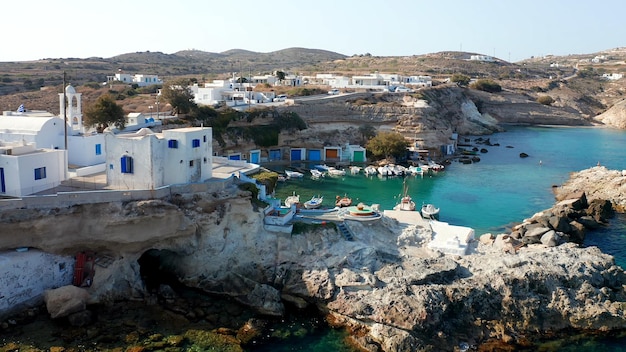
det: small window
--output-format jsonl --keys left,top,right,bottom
{"left": 168, "top": 139, "right": 178, "bottom": 148}
{"left": 189, "top": 160, "right": 194, "bottom": 167}
{"left": 192, "top": 139, "right": 200, "bottom": 148}
{"left": 203, "top": 157, "right": 207, "bottom": 163}
{"left": 121, "top": 155, "right": 133, "bottom": 174}
{"left": 95, "top": 144, "right": 102, "bottom": 155}
{"left": 34, "top": 167, "right": 47, "bottom": 180}
{"left": 203, "top": 135, "right": 207, "bottom": 143}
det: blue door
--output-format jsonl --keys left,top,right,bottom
{"left": 250, "top": 151, "right": 260, "bottom": 163}
{"left": 308, "top": 150, "right": 321, "bottom": 161}
{"left": 269, "top": 149, "right": 281, "bottom": 161}
{"left": 0, "top": 167, "right": 4, "bottom": 193}
{"left": 229, "top": 154, "right": 241, "bottom": 160}
{"left": 290, "top": 149, "right": 302, "bottom": 161}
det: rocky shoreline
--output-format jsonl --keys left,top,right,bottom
{"left": 1, "top": 167, "right": 626, "bottom": 351}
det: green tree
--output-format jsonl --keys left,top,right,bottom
{"left": 450, "top": 74, "right": 471, "bottom": 86}
{"left": 276, "top": 70, "right": 286, "bottom": 84}
{"left": 470, "top": 79, "right": 502, "bottom": 93}
{"left": 366, "top": 131, "right": 409, "bottom": 160}
{"left": 161, "top": 78, "right": 197, "bottom": 115}
{"left": 84, "top": 94, "right": 126, "bottom": 133}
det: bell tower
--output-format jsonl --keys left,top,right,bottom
{"left": 59, "top": 84, "right": 84, "bottom": 134}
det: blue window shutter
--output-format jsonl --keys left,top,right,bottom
{"left": 95, "top": 144, "right": 102, "bottom": 155}
{"left": 192, "top": 139, "right": 200, "bottom": 148}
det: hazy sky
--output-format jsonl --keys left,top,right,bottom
{"left": 2, "top": 0, "right": 623, "bottom": 63}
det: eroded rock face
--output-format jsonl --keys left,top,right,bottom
{"left": 3, "top": 170, "right": 626, "bottom": 351}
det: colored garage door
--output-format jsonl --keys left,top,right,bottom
{"left": 290, "top": 149, "right": 302, "bottom": 161}
{"left": 353, "top": 150, "right": 365, "bottom": 162}
{"left": 269, "top": 149, "right": 281, "bottom": 161}
{"left": 326, "top": 149, "right": 339, "bottom": 159}
{"left": 308, "top": 150, "right": 321, "bottom": 161}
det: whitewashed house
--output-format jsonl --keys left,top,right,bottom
{"left": 469, "top": 55, "right": 495, "bottom": 62}
{"left": 105, "top": 127, "right": 213, "bottom": 190}
{"left": 106, "top": 73, "right": 162, "bottom": 87}
{"left": 602, "top": 73, "right": 623, "bottom": 80}
{"left": 406, "top": 75, "right": 433, "bottom": 87}
{"left": 352, "top": 73, "right": 385, "bottom": 87}
{"left": 0, "top": 141, "right": 66, "bottom": 197}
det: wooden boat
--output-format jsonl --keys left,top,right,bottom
{"left": 304, "top": 195, "right": 324, "bottom": 209}
{"left": 335, "top": 194, "right": 352, "bottom": 207}
{"left": 421, "top": 203, "right": 440, "bottom": 220}
{"left": 394, "top": 179, "right": 416, "bottom": 211}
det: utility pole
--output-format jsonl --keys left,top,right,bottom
{"left": 63, "top": 71, "right": 67, "bottom": 150}
{"left": 248, "top": 65, "right": 251, "bottom": 111}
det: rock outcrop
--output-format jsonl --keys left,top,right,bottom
{"left": 595, "top": 98, "right": 626, "bottom": 129}
{"left": 2, "top": 169, "right": 626, "bottom": 350}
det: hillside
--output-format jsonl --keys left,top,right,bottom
{"left": 2, "top": 47, "right": 626, "bottom": 140}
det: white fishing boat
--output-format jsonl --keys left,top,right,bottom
{"left": 284, "top": 192, "right": 300, "bottom": 207}
{"left": 349, "top": 166, "right": 362, "bottom": 175}
{"left": 377, "top": 165, "right": 394, "bottom": 176}
{"left": 364, "top": 165, "right": 378, "bottom": 176}
{"left": 285, "top": 170, "right": 304, "bottom": 178}
{"left": 421, "top": 203, "right": 440, "bottom": 220}
{"left": 303, "top": 195, "right": 324, "bottom": 209}
{"left": 310, "top": 169, "right": 325, "bottom": 179}
{"left": 327, "top": 167, "right": 346, "bottom": 176}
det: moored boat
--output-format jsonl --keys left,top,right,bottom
{"left": 394, "top": 179, "right": 416, "bottom": 211}
{"left": 310, "top": 169, "right": 325, "bottom": 179}
{"left": 285, "top": 192, "right": 300, "bottom": 207}
{"left": 335, "top": 194, "right": 352, "bottom": 207}
{"left": 285, "top": 170, "right": 304, "bottom": 178}
{"left": 421, "top": 203, "right": 440, "bottom": 220}
{"left": 304, "top": 195, "right": 324, "bottom": 209}
{"left": 327, "top": 167, "right": 346, "bottom": 176}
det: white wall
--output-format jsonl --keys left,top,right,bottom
{"left": 68, "top": 134, "right": 106, "bottom": 167}
{"left": 0, "top": 149, "right": 66, "bottom": 197}
{"left": 163, "top": 127, "right": 212, "bottom": 184}
{"left": 0, "top": 249, "right": 74, "bottom": 318}
{"left": 105, "top": 133, "right": 164, "bottom": 190}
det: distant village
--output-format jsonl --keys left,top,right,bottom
{"left": 2, "top": 67, "right": 432, "bottom": 199}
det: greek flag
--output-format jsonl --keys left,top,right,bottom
{"left": 17, "top": 104, "right": 25, "bottom": 113}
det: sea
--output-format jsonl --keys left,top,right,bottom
{"left": 266, "top": 125, "right": 626, "bottom": 351}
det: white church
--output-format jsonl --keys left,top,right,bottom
{"left": 0, "top": 85, "right": 216, "bottom": 197}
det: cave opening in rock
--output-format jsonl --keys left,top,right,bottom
{"left": 137, "top": 249, "right": 185, "bottom": 293}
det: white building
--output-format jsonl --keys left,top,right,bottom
{"left": 0, "top": 111, "right": 65, "bottom": 150}
{"left": 469, "top": 55, "right": 495, "bottom": 62}
{"left": 602, "top": 73, "right": 623, "bottom": 80}
{"left": 0, "top": 141, "right": 67, "bottom": 197}
{"left": 106, "top": 73, "right": 163, "bottom": 87}
{"left": 105, "top": 127, "right": 213, "bottom": 190}
{"left": 406, "top": 75, "right": 433, "bottom": 87}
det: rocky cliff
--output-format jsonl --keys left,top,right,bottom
{"left": 2, "top": 169, "right": 626, "bottom": 350}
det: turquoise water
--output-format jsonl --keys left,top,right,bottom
{"left": 267, "top": 126, "right": 626, "bottom": 351}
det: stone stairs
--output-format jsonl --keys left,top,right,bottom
{"left": 337, "top": 222, "right": 354, "bottom": 241}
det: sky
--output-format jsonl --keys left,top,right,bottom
{"left": 2, "top": 0, "right": 624, "bottom": 63}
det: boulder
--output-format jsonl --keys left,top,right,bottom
{"left": 587, "top": 199, "right": 614, "bottom": 223}
{"left": 540, "top": 230, "right": 559, "bottom": 247}
{"left": 549, "top": 215, "right": 572, "bottom": 233}
{"left": 568, "top": 221, "right": 587, "bottom": 244}
{"left": 43, "top": 285, "right": 90, "bottom": 319}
